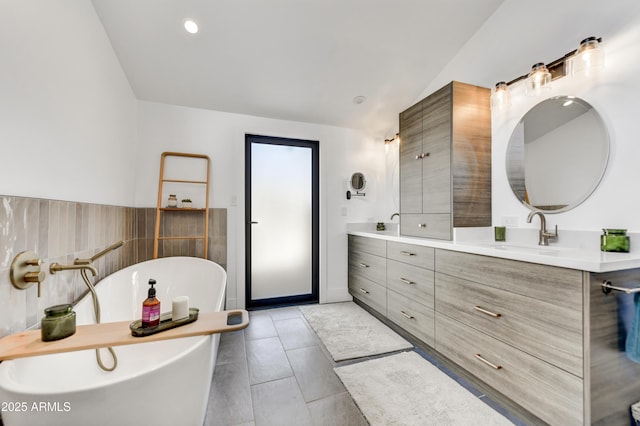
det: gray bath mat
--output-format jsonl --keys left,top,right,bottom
{"left": 335, "top": 351, "right": 514, "bottom": 425}
{"left": 299, "top": 302, "right": 412, "bottom": 361}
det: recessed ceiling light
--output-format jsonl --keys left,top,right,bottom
{"left": 353, "top": 96, "right": 366, "bottom": 105}
{"left": 184, "top": 20, "right": 199, "bottom": 34}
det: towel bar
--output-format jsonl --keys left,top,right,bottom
{"left": 602, "top": 280, "right": 640, "bottom": 295}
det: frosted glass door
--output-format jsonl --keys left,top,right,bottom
{"left": 249, "top": 142, "right": 313, "bottom": 301}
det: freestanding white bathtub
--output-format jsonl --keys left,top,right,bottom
{"left": 0, "top": 257, "right": 226, "bottom": 426}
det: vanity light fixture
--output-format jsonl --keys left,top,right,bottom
{"left": 384, "top": 133, "right": 400, "bottom": 153}
{"left": 490, "top": 81, "right": 511, "bottom": 111}
{"left": 572, "top": 37, "right": 605, "bottom": 77}
{"left": 491, "top": 36, "right": 603, "bottom": 108}
{"left": 384, "top": 133, "right": 400, "bottom": 145}
{"left": 525, "top": 63, "right": 552, "bottom": 96}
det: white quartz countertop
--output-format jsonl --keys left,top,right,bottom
{"left": 348, "top": 225, "right": 640, "bottom": 273}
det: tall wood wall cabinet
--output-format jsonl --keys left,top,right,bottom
{"left": 399, "top": 81, "right": 491, "bottom": 239}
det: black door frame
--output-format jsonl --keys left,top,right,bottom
{"left": 245, "top": 134, "right": 319, "bottom": 309}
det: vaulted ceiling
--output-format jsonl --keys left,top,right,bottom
{"left": 91, "top": 0, "right": 504, "bottom": 136}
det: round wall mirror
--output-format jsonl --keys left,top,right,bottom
{"left": 505, "top": 96, "right": 609, "bottom": 213}
{"left": 350, "top": 172, "right": 366, "bottom": 191}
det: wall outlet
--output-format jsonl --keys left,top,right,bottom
{"left": 502, "top": 216, "right": 519, "bottom": 226}
{"left": 230, "top": 195, "right": 237, "bottom": 206}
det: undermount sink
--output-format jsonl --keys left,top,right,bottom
{"left": 472, "top": 242, "right": 567, "bottom": 256}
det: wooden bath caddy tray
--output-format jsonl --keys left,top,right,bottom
{"left": 0, "top": 309, "right": 249, "bottom": 361}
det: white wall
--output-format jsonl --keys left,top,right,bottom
{"left": 417, "top": 0, "right": 640, "bottom": 232}
{"left": 135, "top": 101, "right": 389, "bottom": 308}
{"left": 0, "top": 0, "right": 137, "bottom": 206}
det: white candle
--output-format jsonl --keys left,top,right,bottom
{"left": 172, "top": 296, "right": 190, "bottom": 321}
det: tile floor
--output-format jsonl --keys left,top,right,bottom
{"left": 203, "top": 305, "right": 524, "bottom": 426}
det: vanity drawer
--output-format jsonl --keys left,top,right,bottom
{"left": 387, "top": 241, "right": 434, "bottom": 270}
{"left": 400, "top": 214, "right": 451, "bottom": 240}
{"left": 387, "top": 260, "right": 434, "bottom": 309}
{"left": 348, "top": 235, "right": 386, "bottom": 257}
{"left": 348, "top": 249, "right": 386, "bottom": 286}
{"left": 349, "top": 275, "right": 386, "bottom": 315}
{"left": 435, "top": 249, "right": 583, "bottom": 310}
{"left": 387, "top": 289, "right": 434, "bottom": 346}
{"left": 435, "top": 272, "right": 582, "bottom": 376}
{"left": 435, "top": 313, "right": 583, "bottom": 426}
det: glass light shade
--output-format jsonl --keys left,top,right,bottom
{"left": 491, "top": 81, "right": 511, "bottom": 111}
{"left": 572, "top": 37, "right": 604, "bottom": 77}
{"left": 525, "top": 63, "right": 551, "bottom": 96}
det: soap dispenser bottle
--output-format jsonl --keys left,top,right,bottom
{"left": 142, "top": 279, "right": 161, "bottom": 328}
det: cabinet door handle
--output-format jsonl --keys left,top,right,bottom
{"left": 475, "top": 354, "right": 502, "bottom": 370}
{"left": 414, "top": 153, "right": 430, "bottom": 160}
{"left": 359, "top": 263, "right": 370, "bottom": 268}
{"left": 359, "top": 288, "right": 370, "bottom": 294}
{"left": 400, "top": 278, "right": 416, "bottom": 285}
{"left": 417, "top": 223, "right": 427, "bottom": 228}
{"left": 474, "top": 306, "right": 502, "bottom": 318}
{"left": 400, "top": 251, "right": 416, "bottom": 256}
{"left": 400, "top": 310, "right": 415, "bottom": 320}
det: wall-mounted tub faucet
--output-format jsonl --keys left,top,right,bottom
{"left": 390, "top": 212, "right": 400, "bottom": 220}
{"left": 49, "top": 263, "right": 98, "bottom": 277}
{"left": 526, "top": 210, "right": 558, "bottom": 246}
{"left": 49, "top": 241, "right": 124, "bottom": 372}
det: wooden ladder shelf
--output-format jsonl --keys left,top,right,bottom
{"left": 153, "top": 152, "right": 211, "bottom": 259}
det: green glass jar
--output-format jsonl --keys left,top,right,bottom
{"left": 601, "top": 229, "right": 630, "bottom": 253}
{"left": 41, "top": 304, "right": 76, "bottom": 342}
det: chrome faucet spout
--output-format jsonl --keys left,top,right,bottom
{"left": 526, "top": 211, "right": 558, "bottom": 246}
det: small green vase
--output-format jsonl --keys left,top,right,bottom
{"left": 41, "top": 304, "right": 76, "bottom": 341}
{"left": 601, "top": 229, "right": 630, "bottom": 253}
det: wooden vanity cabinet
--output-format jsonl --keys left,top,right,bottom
{"left": 348, "top": 235, "right": 387, "bottom": 314}
{"left": 348, "top": 235, "right": 640, "bottom": 424}
{"left": 385, "top": 241, "right": 435, "bottom": 346}
{"left": 435, "top": 249, "right": 584, "bottom": 425}
{"left": 399, "top": 81, "right": 491, "bottom": 240}
{"left": 348, "top": 236, "right": 436, "bottom": 346}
